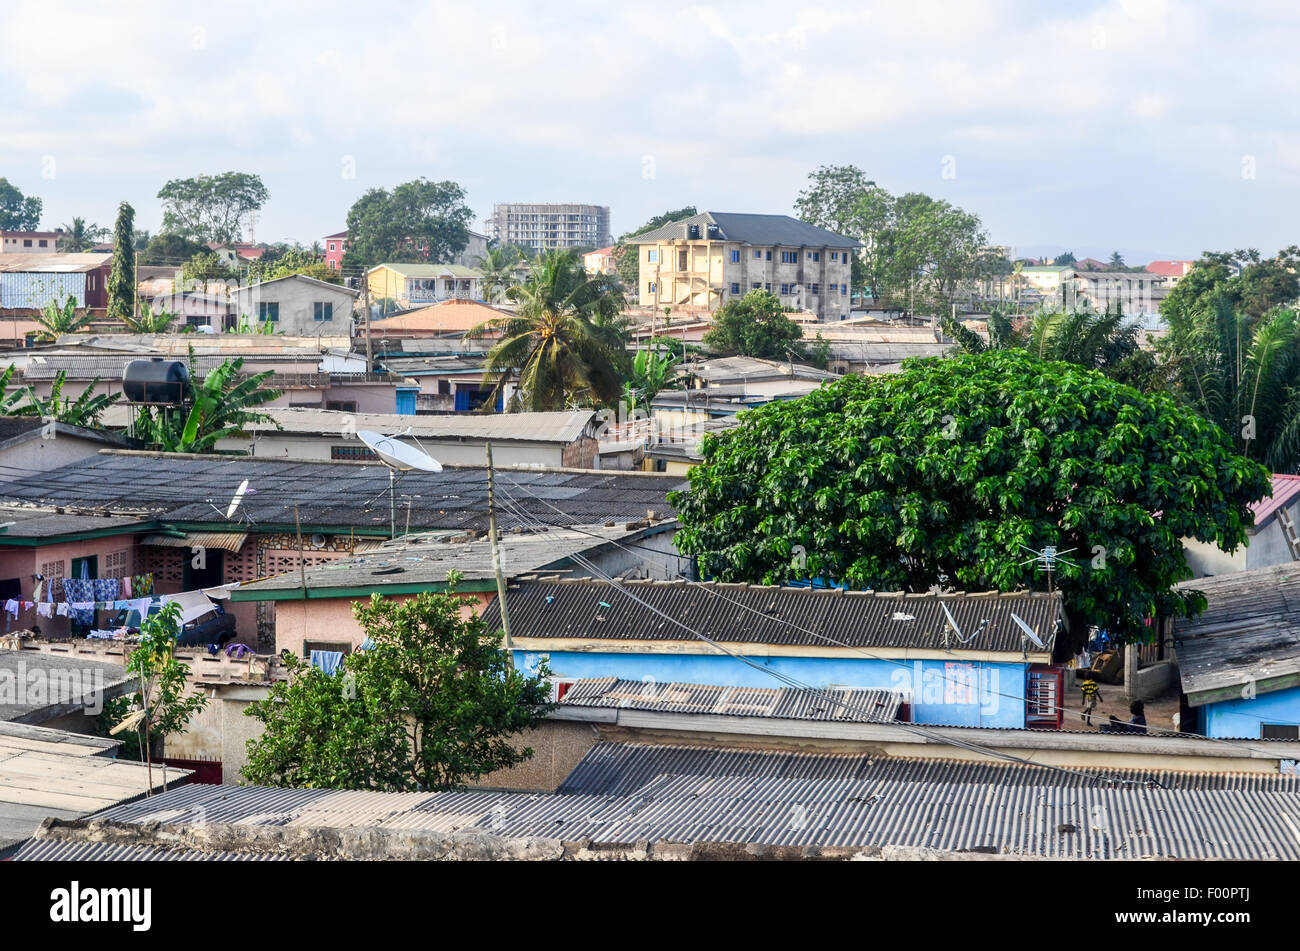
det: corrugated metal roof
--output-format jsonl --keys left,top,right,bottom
{"left": 1250, "top": 473, "right": 1300, "bottom": 529}
{"left": 1174, "top": 563, "right": 1300, "bottom": 701}
{"left": 561, "top": 678, "right": 903, "bottom": 722}
{"left": 483, "top": 579, "right": 1062, "bottom": 654}
{"left": 140, "top": 531, "right": 248, "bottom": 553}
{"left": 12, "top": 743, "right": 1300, "bottom": 859}
{"left": 0, "top": 253, "right": 110, "bottom": 273}
{"left": 246, "top": 408, "right": 595, "bottom": 445}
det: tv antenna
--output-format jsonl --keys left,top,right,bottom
{"left": 358, "top": 430, "right": 442, "bottom": 538}
{"left": 1018, "top": 544, "right": 1078, "bottom": 596}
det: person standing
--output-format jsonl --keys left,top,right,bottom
{"left": 1079, "top": 677, "right": 1102, "bottom": 726}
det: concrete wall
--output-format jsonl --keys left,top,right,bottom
{"left": 1202, "top": 685, "right": 1300, "bottom": 739}
{"left": 221, "top": 432, "right": 572, "bottom": 467}
{"left": 270, "top": 591, "right": 494, "bottom": 659}
{"left": 0, "top": 535, "right": 138, "bottom": 638}
{"left": 470, "top": 719, "right": 601, "bottom": 792}
{"left": 231, "top": 278, "right": 357, "bottom": 337}
{"left": 0, "top": 433, "right": 122, "bottom": 484}
{"left": 517, "top": 651, "right": 1030, "bottom": 729}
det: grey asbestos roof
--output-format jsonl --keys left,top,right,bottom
{"left": 0, "top": 506, "right": 146, "bottom": 540}
{"left": 0, "top": 452, "right": 687, "bottom": 534}
{"left": 686, "top": 355, "right": 841, "bottom": 384}
{"left": 1174, "top": 564, "right": 1300, "bottom": 703}
{"left": 13, "top": 742, "right": 1300, "bottom": 859}
{"left": 482, "top": 578, "right": 1062, "bottom": 654}
{"left": 19, "top": 353, "right": 317, "bottom": 381}
{"left": 246, "top": 407, "right": 595, "bottom": 445}
{"left": 0, "top": 650, "right": 133, "bottom": 724}
{"left": 628, "top": 212, "right": 861, "bottom": 249}
{"left": 561, "top": 678, "right": 903, "bottom": 723}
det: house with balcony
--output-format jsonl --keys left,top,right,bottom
{"left": 366, "top": 263, "right": 484, "bottom": 310}
{"left": 627, "top": 212, "right": 858, "bottom": 322}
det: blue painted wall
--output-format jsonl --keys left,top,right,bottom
{"left": 516, "top": 650, "right": 1029, "bottom": 729}
{"left": 1201, "top": 686, "right": 1300, "bottom": 739}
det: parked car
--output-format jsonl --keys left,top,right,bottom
{"left": 107, "top": 595, "right": 237, "bottom": 647}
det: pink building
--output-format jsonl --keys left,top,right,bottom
{"left": 323, "top": 231, "right": 348, "bottom": 271}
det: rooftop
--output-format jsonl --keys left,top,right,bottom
{"left": 481, "top": 578, "right": 1062, "bottom": 655}
{"left": 12, "top": 741, "right": 1300, "bottom": 860}
{"left": 369, "top": 263, "right": 483, "bottom": 279}
{"left": 243, "top": 408, "right": 597, "bottom": 445}
{"left": 232, "top": 522, "right": 673, "bottom": 599}
{"left": 370, "top": 298, "right": 506, "bottom": 334}
{"left": 1250, "top": 473, "right": 1300, "bottom": 529}
{"left": 0, "top": 649, "right": 133, "bottom": 724}
{"left": 0, "top": 451, "right": 687, "bottom": 535}
{"left": 1174, "top": 563, "right": 1300, "bottom": 705}
{"left": 0, "top": 720, "right": 191, "bottom": 856}
{"left": 0, "top": 253, "right": 109, "bottom": 273}
{"left": 628, "top": 212, "right": 860, "bottom": 249}
{"left": 685, "top": 355, "right": 841, "bottom": 385}
{"left": 0, "top": 505, "right": 146, "bottom": 541}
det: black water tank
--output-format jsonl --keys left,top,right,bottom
{"left": 123, "top": 358, "right": 190, "bottom": 404}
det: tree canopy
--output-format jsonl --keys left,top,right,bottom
{"left": 0, "top": 178, "right": 41, "bottom": 231}
{"left": 139, "top": 233, "right": 208, "bottom": 267}
{"left": 242, "top": 590, "right": 553, "bottom": 791}
{"left": 107, "top": 202, "right": 135, "bottom": 322}
{"left": 671, "top": 350, "right": 1269, "bottom": 651}
{"left": 612, "top": 205, "right": 698, "bottom": 290}
{"left": 157, "top": 171, "right": 269, "bottom": 244}
{"left": 702, "top": 289, "right": 807, "bottom": 361}
{"left": 341, "top": 178, "right": 472, "bottom": 270}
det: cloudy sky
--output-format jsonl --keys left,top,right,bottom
{"left": 3, "top": 0, "right": 1297, "bottom": 261}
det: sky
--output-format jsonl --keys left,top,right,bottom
{"left": 3, "top": 0, "right": 1298, "bottom": 262}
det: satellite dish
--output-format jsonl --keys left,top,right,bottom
{"left": 1011, "top": 612, "right": 1047, "bottom": 649}
{"left": 226, "top": 479, "right": 249, "bottom": 519}
{"left": 358, "top": 431, "right": 442, "bottom": 472}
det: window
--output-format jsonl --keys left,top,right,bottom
{"left": 437, "top": 380, "right": 451, "bottom": 394}
{"left": 764, "top": 283, "right": 771, "bottom": 291}
{"left": 730, "top": 282, "right": 740, "bottom": 294}
{"left": 647, "top": 249, "right": 658, "bottom": 263}
{"left": 809, "top": 283, "right": 820, "bottom": 295}
{"left": 22, "top": 239, "right": 31, "bottom": 247}
{"left": 304, "top": 640, "right": 353, "bottom": 659}
{"left": 258, "top": 301, "right": 279, "bottom": 322}
{"left": 808, "top": 251, "right": 820, "bottom": 262}
{"left": 765, "top": 250, "right": 772, "bottom": 261}
{"left": 38, "top": 239, "right": 47, "bottom": 247}
{"left": 678, "top": 250, "right": 688, "bottom": 270}
{"left": 326, "top": 400, "right": 357, "bottom": 412}
{"left": 314, "top": 301, "right": 333, "bottom": 322}
{"left": 730, "top": 250, "right": 740, "bottom": 263}
{"left": 648, "top": 282, "right": 657, "bottom": 293}
{"left": 328, "top": 242, "right": 336, "bottom": 252}
{"left": 753, "top": 250, "right": 762, "bottom": 259}
{"left": 831, "top": 252, "right": 839, "bottom": 262}
{"left": 1262, "top": 724, "right": 1300, "bottom": 740}
{"left": 841, "top": 283, "right": 848, "bottom": 295}
{"left": 751, "top": 282, "right": 761, "bottom": 290}
{"left": 331, "top": 445, "right": 377, "bottom": 461}
{"left": 780, "top": 283, "right": 792, "bottom": 295}
{"left": 781, "top": 251, "right": 798, "bottom": 264}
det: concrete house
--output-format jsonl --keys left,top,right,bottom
{"left": 230, "top": 274, "right": 360, "bottom": 337}
{"left": 628, "top": 212, "right": 859, "bottom": 322}
{"left": 1184, "top": 473, "right": 1300, "bottom": 577}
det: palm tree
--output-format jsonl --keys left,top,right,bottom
{"left": 10, "top": 370, "right": 119, "bottom": 427}
{"left": 122, "top": 308, "right": 178, "bottom": 334}
{"left": 1159, "top": 294, "right": 1300, "bottom": 471}
{"left": 133, "top": 351, "right": 282, "bottom": 453}
{"left": 57, "top": 217, "right": 108, "bottom": 252}
{"left": 467, "top": 250, "right": 629, "bottom": 411}
{"left": 33, "top": 295, "right": 94, "bottom": 341}
{"left": 479, "top": 246, "right": 521, "bottom": 303}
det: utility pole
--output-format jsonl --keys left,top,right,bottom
{"left": 133, "top": 250, "right": 140, "bottom": 322}
{"left": 362, "top": 270, "right": 373, "bottom": 374}
{"left": 485, "top": 441, "right": 513, "bottom": 668}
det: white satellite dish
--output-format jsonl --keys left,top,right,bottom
{"left": 358, "top": 431, "right": 442, "bottom": 472}
{"left": 226, "top": 479, "right": 250, "bottom": 519}
{"left": 1011, "top": 612, "right": 1046, "bottom": 649}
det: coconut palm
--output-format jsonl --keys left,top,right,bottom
{"left": 467, "top": 249, "right": 629, "bottom": 411}
{"left": 33, "top": 295, "right": 94, "bottom": 341}
{"left": 479, "top": 246, "right": 521, "bottom": 304}
{"left": 57, "top": 217, "right": 108, "bottom": 252}
{"left": 133, "top": 349, "right": 282, "bottom": 452}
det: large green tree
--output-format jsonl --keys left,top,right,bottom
{"left": 671, "top": 350, "right": 1269, "bottom": 651}
{"left": 247, "top": 247, "right": 339, "bottom": 285}
{"left": 139, "top": 233, "right": 207, "bottom": 267}
{"left": 341, "top": 178, "right": 472, "bottom": 270}
{"left": 157, "top": 172, "right": 269, "bottom": 244}
{"left": 0, "top": 178, "right": 41, "bottom": 230}
{"left": 107, "top": 202, "right": 135, "bottom": 322}
{"left": 468, "top": 249, "right": 629, "bottom": 411}
{"left": 794, "top": 164, "right": 875, "bottom": 238}
{"left": 612, "top": 206, "right": 698, "bottom": 290}
{"left": 1161, "top": 249, "right": 1300, "bottom": 324}
{"left": 702, "top": 289, "right": 807, "bottom": 361}
{"left": 242, "top": 589, "right": 554, "bottom": 791}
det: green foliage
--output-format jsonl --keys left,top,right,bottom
{"left": 479, "top": 245, "right": 521, "bottom": 303}
{"left": 157, "top": 171, "right": 269, "bottom": 244}
{"left": 247, "top": 247, "right": 340, "bottom": 285}
{"left": 624, "top": 345, "right": 679, "bottom": 414}
{"left": 1054, "top": 251, "right": 1077, "bottom": 266}
{"left": 107, "top": 202, "right": 135, "bottom": 322}
{"left": 57, "top": 216, "right": 108, "bottom": 252}
{"left": 122, "top": 307, "right": 178, "bottom": 334}
{"left": 1161, "top": 249, "right": 1300, "bottom": 325}
{"left": 806, "top": 332, "right": 832, "bottom": 370}
{"left": 613, "top": 206, "right": 699, "bottom": 290}
{"left": 341, "top": 178, "right": 472, "bottom": 270}
{"left": 702, "top": 290, "right": 807, "bottom": 361}
{"left": 181, "top": 251, "right": 235, "bottom": 286}
{"left": 468, "top": 249, "right": 629, "bottom": 411}
{"left": 7, "top": 369, "right": 120, "bottom": 427}
{"left": 120, "top": 601, "right": 208, "bottom": 757}
{"left": 139, "top": 233, "right": 206, "bottom": 266}
{"left": 794, "top": 164, "right": 876, "bottom": 238}
{"left": 95, "top": 694, "right": 143, "bottom": 761}
{"left": 33, "top": 294, "right": 93, "bottom": 340}
{"left": 133, "top": 348, "right": 281, "bottom": 452}
{"left": 0, "top": 178, "right": 41, "bottom": 231}
{"left": 671, "top": 350, "right": 1269, "bottom": 650}
{"left": 242, "top": 591, "right": 554, "bottom": 791}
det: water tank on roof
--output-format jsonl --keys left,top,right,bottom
{"left": 686, "top": 224, "right": 701, "bottom": 240}
{"left": 123, "top": 358, "right": 190, "bottom": 404}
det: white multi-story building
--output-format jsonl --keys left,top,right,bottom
{"left": 628, "top": 212, "right": 860, "bottom": 321}
{"left": 491, "top": 203, "right": 611, "bottom": 250}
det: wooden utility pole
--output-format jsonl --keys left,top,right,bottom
{"left": 294, "top": 504, "right": 307, "bottom": 597}
{"left": 485, "top": 441, "right": 513, "bottom": 668}
{"left": 133, "top": 250, "right": 140, "bottom": 321}
{"left": 362, "top": 271, "right": 373, "bottom": 373}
